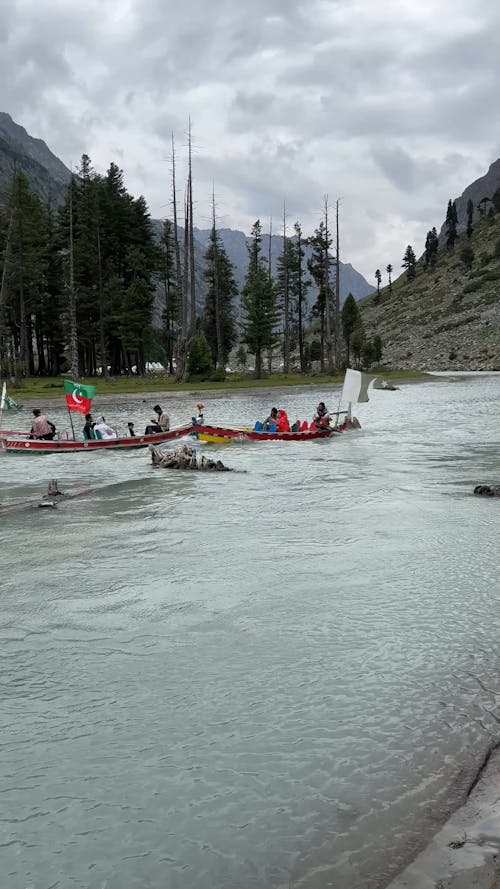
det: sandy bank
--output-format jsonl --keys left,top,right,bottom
{"left": 386, "top": 745, "right": 500, "bottom": 889}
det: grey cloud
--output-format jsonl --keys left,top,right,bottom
{"left": 1, "top": 0, "right": 500, "bottom": 279}
{"left": 372, "top": 146, "right": 417, "bottom": 192}
{"left": 232, "top": 91, "right": 276, "bottom": 116}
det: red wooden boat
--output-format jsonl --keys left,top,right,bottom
{"left": 190, "top": 422, "right": 339, "bottom": 443}
{"left": 0, "top": 424, "right": 194, "bottom": 453}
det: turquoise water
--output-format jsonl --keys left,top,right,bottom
{"left": 1, "top": 374, "right": 499, "bottom": 889}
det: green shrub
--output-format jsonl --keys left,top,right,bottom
{"left": 462, "top": 280, "right": 482, "bottom": 294}
{"left": 210, "top": 367, "right": 226, "bottom": 382}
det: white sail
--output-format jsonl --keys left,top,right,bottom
{"left": 340, "top": 368, "right": 378, "bottom": 405}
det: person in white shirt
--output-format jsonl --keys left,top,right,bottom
{"left": 94, "top": 417, "right": 117, "bottom": 440}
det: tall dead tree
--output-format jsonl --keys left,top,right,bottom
{"left": 335, "top": 198, "right": 340, "bottom": 368}
{"left": 282, "top": 201, "right": 290, "bottom": 374}
{"left": 323, "top": 195, "right": 333, "bottom": 374}
{"left": 187, "top": 119, "right": 196, "bottom": 339}
{"left": 96, "top": 217, "right": 109, "bottom": 378}
{"left": 267, "top": 216, "right": 273, "bottom": 373}
{"left": 212, "top": 185, "right": 224, "bottom": 370}
{"left": 171, "top": 133, "right": 188, "bottom": 381}
{"left": 67, "top": 174, "right": 79, "bottom": 380}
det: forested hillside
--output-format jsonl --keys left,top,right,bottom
{"left": 360, "top": 185, "right": 500, "bottom": 371}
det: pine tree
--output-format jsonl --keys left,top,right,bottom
{"left": 372, "top": 334, "right": 382, "bottom": 364}
{"left": 292, "top": 222, "right": 309, "bottom": 373}
{"left": 341, "top": 293, "right": 362, "bottom": 366}
{"left": 466, "top": 199, "right": 474, "bottom": 238}
{"left": 386, "top": 263, "right": 393, "bottom": 294}
{"left": 307, "top": 220, "right": 333, "bottom": 372}
{"left": 402, "top": 245, "right": 417, "bottom": 280}
{"left": 445, "top": 199, "right": 458, "bottom": 249}
{"left": 202, "top": 224, "right": 237, "bottom": 369}
{"left": 159, "top": 218, "right": 178, "bottom": 373}
{"left": 5, "top": 173, "right": 49, "bottom": 378}
{"left": 275, "top": 233, "right": 296, "bottom": 373}
{"left": 188, "top": 331, "right": 213, "bottom": 379}
{"left": 240, "top": 220, "right": 278, "bottom": 379}
{"left": 375, "top": 269, "right": 382, "bottom": 293}
{"left": 459, "top": 244, "right": 474, "bottom": 271}
{"left": 424, "top": 228, "right": 439, "bottom": 267}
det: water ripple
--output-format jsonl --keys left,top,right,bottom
{"left": 0, "top": 376, "right": 499, "bottom": 889}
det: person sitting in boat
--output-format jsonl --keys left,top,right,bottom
{"left": 262, "top": 407, "right": 278, "bottom": 430}
{"left": 145, "top": 404, "right": 170, "bottom": 435}
{"left": 127, "top": 422, "right": 136, "bottom": 437}
{"left": 83, "top": 413, "right": 96, "bottom": 440}
{"left": 313, "top": 402, "right": 330, "bottom": 428}
{"left": 93, "top": 416, "right": 117, "bottom": 440}
{"left": 276, "top": 409, "right": 290, "bottom": 433}
{"left": 29, "top": 408, "right": 56, "bottom": 440}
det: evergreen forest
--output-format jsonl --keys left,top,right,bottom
{"left": 0, "top": 147, "right": 379, "bottom": 383}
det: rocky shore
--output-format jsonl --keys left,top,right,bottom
{"left": 386, "top": 745, "right": 500, "bottom": 888}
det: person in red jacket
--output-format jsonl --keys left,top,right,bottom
{"left": 276, "top": 409, "right": 290, "bottom": 432}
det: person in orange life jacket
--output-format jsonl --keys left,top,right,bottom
{"left": 276, "top": 409, "right": 290, "bottom": 432}
{"left": 313, "top": 401, "right": 330, "bottom": 428}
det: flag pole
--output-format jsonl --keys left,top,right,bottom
{"left": 0, "top": 382, "right": 6, "bottom": 433}
{"left": 66, "top": 404, "right": 76, "bottom": 441}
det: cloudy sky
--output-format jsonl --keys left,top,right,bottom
{"left": 2, "top": 0, "right": 500, "bottom": 282}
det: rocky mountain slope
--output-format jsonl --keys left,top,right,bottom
{"left": 361, "top": 187, "right": 500, "bottom": 371}
{"left": 0, "top": 112, "right": 71, "bottom": 204}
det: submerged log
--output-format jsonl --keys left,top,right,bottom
{"left": 0, "top": 480, "right": 90, "bottom": 515}
{"left": 474, "top": 484, "right": 500, "bottom": 497}
{"left": 150, "top": 443, "right": 233, "bottom": 471}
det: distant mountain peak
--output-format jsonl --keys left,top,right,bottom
{"left": 0, "top": 111, "right": 71, "bottom": 205}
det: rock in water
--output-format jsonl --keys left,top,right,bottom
{"left": 474, "top": 484, "right": 500, "bottom": 496}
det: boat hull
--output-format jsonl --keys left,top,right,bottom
{"left": 191, "top": 424, "right": 336, "bottom": 443}
{"left": 0, "top": 424, "right": 193, "bottom": 453}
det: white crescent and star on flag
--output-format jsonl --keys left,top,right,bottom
{"left": 70, "top": 384, "right": 84, "bottom": 405}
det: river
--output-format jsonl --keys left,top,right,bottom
{"left": 1, "top": 373, "right": 499, "bottom": 889}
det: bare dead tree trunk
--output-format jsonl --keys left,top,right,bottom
{"left": 323, "top": 195, "right": 333, "bottom": 374}
{"left": 68, "top": 175, "right": 79, "bottom": 379}
{"left": 335, "top": 198, "right": 341, "bottom": 368}
{"left": 282, "top": 202, "right": 290, "bottom": 374}
{"left": 267, "top": 216, "right": 273, "bottom": 373}
{"left": 212, "top": 185, "right": 223, "bottom": 370}
{"left": 171, "top": 133, "right": 186, "bottom": 373}
{"left": 96, "top": 218, "right": 109, "bottom": 378}
{"left": 294, "top": 222, "right": 305, "bottom": 373}
{"left": 188, "top": 119, "right": 196, "bottom": 339}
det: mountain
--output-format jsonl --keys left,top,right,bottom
{"left": 0, "top": 112, "right": 71, "bottom": 204}
{"left": 439, "top": 159, "right": 500, "bottom": 239}
{"left": 194, "top": 227, "right": 374, "bottom": 308}
{"left": 360, "top": 163, "right": 500, "bottom": 371}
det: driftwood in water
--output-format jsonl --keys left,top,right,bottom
{"left": 0, "top": 479, "right": 89, "bottom": 515}
{"left": 474, "top": 484, "right": 500, "bottom": 497}
{"left": 150, "top": 443, "right": 233, "bottom": 471}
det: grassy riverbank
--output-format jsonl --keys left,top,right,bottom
{"left": 6, "top": 369, "right": 430, "bottom": 400}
